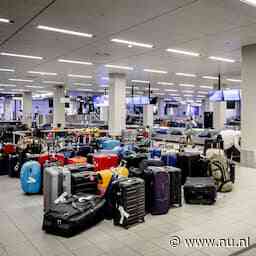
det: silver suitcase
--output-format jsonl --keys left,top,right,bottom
{"left": 43, "top": 166, "right": 71, "bottom": 212}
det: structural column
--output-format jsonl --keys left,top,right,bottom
{"left": 53, "top": 85, "right": 65, "bottom": 128}
{"left": 23, "top": 91, "right": 32, "bottom": 127}
{"left": 143, "top": 104, "right": 154, "bottom": 128}
{"left": 108, "top": 73, "right": 126, "bottom": 136}
{"left": 212, "top": 102, "right": 226, "bottom": 130}
{"left": 241, "top": 44, "right": 256, "bottom": 167}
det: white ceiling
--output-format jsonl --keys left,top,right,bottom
{"left": 0, "top": 0, "right": 254, "bottom": 99}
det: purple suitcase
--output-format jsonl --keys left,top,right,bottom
{"left": 147, "top": 167, "right": 170, "bottom": 215}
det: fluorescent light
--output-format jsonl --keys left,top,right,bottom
{"left": 111, "top": 38, "right": 153, "bottom": 48}
{"left": 43, "top": 81, "right": 64, "bottom": 84}
{"left": 166, "top": 48, "right": 200, "bottom": 57}
{"left": 165, "top": 89, "right": 178, "bottom": 92}
{"left": 0, "top": 84, "right": 16, "bottom": 87}
{"left": 68, "top": 74, "right": 92, "bottom": 78}
{"left": 184, "top": 94, "right": 193, "bottom": 97}
{"left": 37, "top": 90, "right": 52, "bottom": 93}
{"left": 187, "top": 100, "right": 194, "bottom": 103}
{"left": 240, "top": 0, "right": 256, "bottom": 7}
{"left": 75, "top": 88, "right": 93, "bottom": 92}
{"left": 0, "top": 68, "right": 15, "bottom": 72}
{"left": 0, "top": 52, "right": 43, "bottom": 60}
{"left": 102, "top": 77, "right": 109, "bottom": 81}
{"left": 11, "top": 89, "right": 29, "bottom": 92}
{"left": 151, "top": 88, "right": 160, "bottom": 91}
{"left": 28, "top": 71, "right": 57, "bottom": 76}
{"left": 25, "top": 85, "right": 43, "bottom": 89}
{"left": 170, "top": 94, "right": 180, "bottom": 96}
{"left": 197, "top": 91, "right": 208, "bottom": 94}
{"left": 105, "top": 64, "right": 133, "bottom": 70}
{"left": 176, "top": 72, "right": 196, "bottom": 77}
{"left": 208, "top": 56, "right": 235, "bottom": 63}
{"left": 200, "top": 85, "right": 213, "bottom": 89}
{"left": 157, "top": 82, "right": 174, "bottom": 86}
{"left": 143, "top": 69, "right": 168, "bottom": 74}
{"left": 131, "top": 80, "right": 150, "bottom": 84}
{"left": 202, "top": 76, "right": 218, "bottom": 80}
{"left": 0, "top": 18, "right": 10, "bottom": 23}
{"left": 182, "top": 90, "right": 194, "bottom": 93}
{"left": 197, "top": 95, "right": 206, "bottom": 98}
{"left": 226, "top": 78, "right": 242, "bottom": 82}
{"left": 99, "top": 84, "right": 109, "bottom": 87}
{"left": 58, "top": 59, "right": 93, "bottom": 65}
{"left": 73, "top": 83, "right": 92, "bottom": 86}
{"left": 9, "top": 78, "right": 33, "bottom": 82}
{"left": 179, "top": 84, "right": 195, "bottom": 87}
{"left": 126, "top": 86, "right": 139, "bottom": 90}
{"left": 37, "top": 25, "right": 93, "bottom": 38}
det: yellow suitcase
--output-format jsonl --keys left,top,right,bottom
{"left": 97, "top": 170, "right": 113, "bottom": 195}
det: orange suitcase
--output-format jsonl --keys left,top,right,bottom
{"left": 66, "top": 156, "right": 87, "bottom": 165}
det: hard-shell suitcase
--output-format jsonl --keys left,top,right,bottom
{"left": 43, "top": 166, "right": 71, "bottom": 211}
{"left": 64, "top": 163, "right": 94, "bottom": 173}
{"left": 164, "top": 166, "right": 182, "bottom": 207}
{"left": 93, "top": 154, "right": 119, "bottom": 171}
{"left": 8, "top": 154, "right": 21, "bottom": 177}
{"left": 97, "top": 170, "right": 113, "bottom": 196}
{"left": 42, "top": 194, "right": 105, "bottom": 237}
{"left": 122, "top": 153, "right": 147, "bottom": 169}
{"left": 20, "top": 161, "right": 42, "bottom": 194}
{"left": 66, "top": 156, "right": 87, "bottom": 165}
{"left": 183, "top": 177, "right": 217, "bottom": 205}
{"left": 147, "top": 167, "right": 170, "bottom": 215}
{"left": 112, "top": 177, "right": 145, "bottom": 228}
{"left": 139, "top": 159, "right": 165, "bottom": 171}
{"left": 38, "top": 153, "right": 65, "bottom": 167}
{"left": 161, "top": 152, "right": 177, "bottom": 167}
{"left": 102, "top": 139, "right": 120, "bottom": 150}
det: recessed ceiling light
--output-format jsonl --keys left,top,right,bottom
{"left": 111, "top": 38, "right": 153, "bottom": 48}
{"left": 0, "top": 84, "right": 16, "bottom": 87}
{"left": 200, "top": 85, "right": 213, "bottom": 89}
{"left": 9, "top": 78, "right": 34, "bottom": 82}
{"left": 131, "top": 80, "right": 150, "bottom": 84}
{"left": 26, "top": 85, "right": 43, "bottom": 89}
{"left": 157, "top": 82, "right": 174, "bottom": 86}
{"left": 68, "top": 74, "right": 92, "bottom": 78}
{"left": 202, "top": 76, "right": 218, "bottom": 80}
{"left": 0, "top": 52, "right": 43, "bottom": 60}
{"left": 0, "top": 68, "right": 15, "bottom": 72}
{"left": 73, "top": 83, "right": 92, "bottom": 86}
{"left": 58, "top": 59, "right": 93, "bottom": 65}
{"left": 166, "top": 48, "right": 200, "bottom": 57}
{"left": 208, "top": 56, "right": 235, "bottom": 63}
{"left": 105, "top": 64, "right": 133, "bottom": 70}
{"left": 165, "top": 89, "right": 178, "bottom": 92}
{"left": 176, "top": 73, "right": 196, "bottom": 77}
{"left": 28, "top": 71, "right": 57, "bottom": 76}
{"left": 143, "top": 69, "right": 168, "bottom": 74}
{"left": 37, "top": 25, "right": 93, "bottom": 38}
{"left": 182, "top": 90, "right": 194, "bottom": 93}
{"left": 226, "top": 78, "right": 242, "bottom": 82}
{"left": 240, "top": 0, "right": 256, "bottom": 7}
{"left": 0, "top": 18, "right": 11, "bottom": 23}
{"left": 43, "top": 81, "right": 64, "bottom": 84}
{"left": 179, "top": 84, "right": 195, "bottom": 87}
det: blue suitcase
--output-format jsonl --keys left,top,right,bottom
{"left": 102, "top": 140, "right": 120, "bottom": 150}
{"left": 161, "top": 153, "right": 177, "bottom": 167}
{"left": 150, "top": 148, "right": 161, "bottom": 159}
{"left": 20, "top": 161, "right": 42, "bottom": 194}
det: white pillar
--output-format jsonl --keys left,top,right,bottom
{"left": 53, "top": 85, "right": 65, "bottom": 128}
{"left": 108, "top": 73, "right": 126, "bottom": 136}
{"left": 143, "top": 104, "right": 154, "bottom": 128}
{"left": 100, "top": 106, "right": 109, "bottom": 122}
{"left": 23, "top": 92, "right": 32, "bottom": 127}
{"left": 241, "top": 44, "right": 256, "bottom": 167}
{"left": 213, "top": 102, "right": 226, "bottom": 130}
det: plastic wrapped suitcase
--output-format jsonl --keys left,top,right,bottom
{"left": 112, "top": 177, "right": 145, "bottom": 228}
{"left": 42, "top": 194, "right": 105, "bottom": 237}
{"left": 183, "top": 177, "right": 217, "bottom": 205}
{"left": 43, "top": 166, "right": 71, "bottom": 212}
{"left": 93, "top": 154, "right": 119, "bottom": 171}
{"left": 164, "top": 166, "right": 182, "bottom": 207}
{"left": 147, "top": 167, "right": 170, "bottom": 215}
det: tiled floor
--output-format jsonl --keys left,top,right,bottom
{"left": 0, "top": 165, "right": 255, "bottom": 256}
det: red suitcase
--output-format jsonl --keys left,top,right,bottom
{"left": 93, "top": 154, "right": 119, "bottom": 171}
{"left": 38, "top": 153, "right": 65, "bottom": 167}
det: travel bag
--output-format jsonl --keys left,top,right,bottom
{"left": 38, "top": 153, "right": 65, "bottom": 167}
{"left": 76, "top": 145, "right": 94, "bottom": 157}
{"left": 0, "top": 155, "right": 8, "bottom": 175}
{"left": 149, "top": 148, "right": 161, "bottom": 159}
{"left": 101, "top": 139, "right": 120, "bottom": 150}
{"left": 8, "top": 154, "right": 21, "bottom": 178}
{"left": 122, "top": 153, "right": 148, "bottom": 169}
{"left": 42, "top": 193, "right": 105, "bottom": 237}
{"left": 161, "top": 152, "right": 177, "bottom": 167}
{"left": 139, "top": 159, "right": 165, "bottom": 171}
{"left": 66, "top": 156, "right": 87, "bottom": 165}
{"left": 93, "top": 154, "right": 119, "bottom": 171}
{"left": 183, "top": 177, "right": 217, "bottom": 205}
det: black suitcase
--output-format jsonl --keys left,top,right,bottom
{"left": 177, "top": 152, "right": 201, "bottom": 184}
{"left": 8, "top": 154, "right": 21, "bottom": 178}
{"left": 112, "top": 177, "right": 145, "bottom": 228}
{"left": 183, "top": 177, "right": 217, "bottom": 205}
{"left": 122, "top": 153, "right": 148, "bottom": 169}
{"left": 139, "top": 159, "right": 165, "bottom": 171}
{"left": 164, "top": 166, "right": 182, "bottom": 207}
{"left": 42, "top": 194, "right": 105, "bottom": 237}
{"left": 147, "top": 167, "right": 170, "bottom": 215}
{"left": 77, "top": 145, "right": 94, "bottom": 157}
{"left": 0, "top": 155, "right": 8, "bottom": 176}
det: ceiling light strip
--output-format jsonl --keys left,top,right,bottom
{"left": 0, "top": 52, "right": 43, "bottom": 60}
{"left": 28, "top": 71, "right": 57, "bottom": 76}
{"left": 208, "top": 56, "right": 235, "bottom": 63}
{"left": 176, "top": 72, "right": 196, "bottom": 77}
{"left": 111, "top": 38, "right": 153, "bottom": 48}
{"left": 144, "top": 69, "right": 167, "bottom": 74}
{"left": 166, "top": 48, "right": 200, "bottom": 57}
{"left": 58, "top": 59, "right": 93, "bottom": 65}
{"left": 105, "top": 64, "right": 133, "bottom": 70}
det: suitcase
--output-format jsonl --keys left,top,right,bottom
{"left": 58, "top": 148, "right": 76, "bottom": 159}
{"left": 20, "top": 161, "right": 42, "bottom": 194}
{"left": 93, "top": 154, "right": 119, "bottom": 171}
{"left": 147, "top": 167, "right": 170, "bottom": 215}
{"left": 122, "top": 153, "right": 148, "bottom": 169}
{"left": 101, "top": 139, "right": 120, "bottom": 150}
{"left": 164, "top": 166, "right": 182, "bottom": 207}
{"left": 38, "top": 153, "right": 65, "bottom": 167}
{"left": 0, "top": 155, "right": 8, "bottom": 175}
{"left": 8, "top": 154, "right": 21, "bottom": 178}
{"left": 149, "top": 148, "right": 161, "bottom": 159}
{"left": 177, "top": 152, "right": 201, "bottom": 184}
{"left": 43, "top": 166, "right": 71, "bottom": 211}
{"left": 229, "top": 161, "right": 235, "bottom": 183}
{"left": 97, "top": 170, "right": 113, "bottom": 196}
{"left": 112, "top": 177, "right": 145, "bottom": 228}
{"left": 76, "top": 145, "right": 94, "bottom": 157}
{"left": 183, "top": 177, "right": 217, "bottom": 205}
{"left": 64, "top": 163, "right": 94, "bottom": 173}
{"left": 66, "top": 156, "right": 87, "bottom": 165}
{"left": 161, "top": 152, "right": 177, "bottom": 167}
{"left": 3, "top": 143, "right": 16, "bottom": 154}
{"left": 139, "top": 159, "right": 165, "bottom": 171}
{"left": 42, "top": 194, "right": 105, "bottom": 237}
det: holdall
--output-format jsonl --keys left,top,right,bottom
{"left": 20, "top": 161, "right": 42, "bottom": 194}
{"left": 183, "top": 177, "right": 217, "bottom": 205}
{"left": 161, "top": 152, "right": 177, "bottom": 167}
{"left": 112, "top": 177, "right": 145, "bottom": 228}
{"left": 42, "top": 193, "right": 106, "bottom": 237}
{"left": 164, "top": 166, "right": 182, "bottom": 207}
{"left": 66, "top": 156, "right": 87, "bottom": 165}
{"left": 101, "top": 139, "right": 120, "bottom": 150}
{"left": 93, "top": 154, "right": 119, "bottom": 171}
{"left": 43, "top": 166, "right": 71, "bottom": 212}
{"left": 147, "top": 167, "right": 170, "bottom": 215}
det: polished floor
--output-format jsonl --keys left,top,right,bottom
{"left": 0, "top": 165, "right": 255, "bottom": 256}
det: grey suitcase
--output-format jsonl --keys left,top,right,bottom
{"left": 43, "top": 166, "right": 71, "bottom": 212}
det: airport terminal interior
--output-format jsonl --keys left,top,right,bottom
{"left": 1, "top": 1, "right": 256, "bottom": 255}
